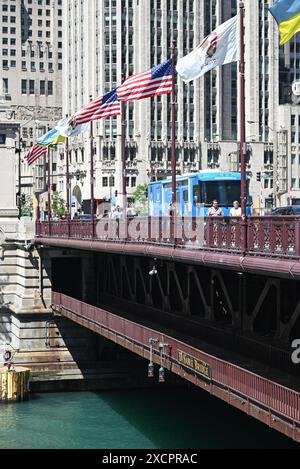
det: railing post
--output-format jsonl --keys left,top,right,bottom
{"left": 148, "top": 216, "right": 151, "bottom": 242}
{"left": 92, "top": 218, "right": 95, "bottom": 239}
{"left": 296, "top": 218, "right": 300, "bottom": 257}
{"left": 68, "top": 218, "right": 71, "bottom": 238}
{"left": 241, "top": 215, "right": 247, "bottom": 256}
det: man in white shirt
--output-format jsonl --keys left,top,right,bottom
{"left": 230, "top": 200, "right": 242, "bottom": 217}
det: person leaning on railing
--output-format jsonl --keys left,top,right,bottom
{"left": 207, "top": 200, "right": 224, "bottom": 217}
{"left": 229, "top": 201, "right": 242, "bottom": 217}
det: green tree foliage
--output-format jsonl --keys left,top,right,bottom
{"left": 21, "top": 194, "right": 33, "bottom": 217}
{"left": 52, "top": 192, "right": 66, "bottom": 218}
{"left": 132, "top": 183, "right": 148, "bottom": 214}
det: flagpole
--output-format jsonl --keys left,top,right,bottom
{"left": 90, "top": 106, "right": 95, "bottom": 237}
{"left": 121, "top": 98, "right": 127, "bottom": 213}
{"left": 239, "top": 2, "right": 247, "bottom": 252}
{"left": 65, "top": 115, "right": 70, "bottom": 219}
{"left": 47, "top": 146, "right": 51, "bottom": 233}
{"left": 171, "top": 41, "right": 176, "bottom": 243}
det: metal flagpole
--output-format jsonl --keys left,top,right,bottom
{"left": 121, "top": 99, "right": 127, "bottom": 212}
{"left": 90, "top": 117, "right": 95, "bottom": 237}
{"left": 65, "top": 137, "right": 70, "bottom": 217}
{"left": 239, "top": 2, "right": 247, "bottom": 252}
{"left": 47, "top": 146, "right": 51, "bottom": 233}
{"left": 171, "top": 41, "right": 177, "bottom": 243}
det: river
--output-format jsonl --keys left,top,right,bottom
{"left": 0, "top": 387, "right": 298, "bottom": 449}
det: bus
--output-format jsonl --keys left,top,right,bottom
{"left": 148, "top": 170, "right": 251, "bottom": 217}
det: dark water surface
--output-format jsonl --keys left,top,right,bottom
{"left": 0, "top": 387, "right": 298, "bottom": 449}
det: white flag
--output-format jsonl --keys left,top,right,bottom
{"left": 55, "top": 117, "right": 89, "bottom": 138}
{"left": 176, "top": 16, "right": 239, "bottom": 82}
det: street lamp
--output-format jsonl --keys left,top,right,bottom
{"left": 15, "top": 117, "right": 39, "bottom": 218}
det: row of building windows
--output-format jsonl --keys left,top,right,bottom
{"left": 2, "top": 4, "right": 16, "bottom": 12}
{"left": 22, "top": 61, "right": 62, "bottom": 70}
{"left": 21, "top": 79, "right": 53, "bottom": 95}
{"left": 102, "top": 176, "right": 136, "bottom": 188}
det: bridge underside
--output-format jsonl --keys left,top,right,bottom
{"left": 52, "top": 292, "right": 300, "bottom": 443}
{"left": 50, "top": 249, "right": 300, "bottom": 375}
{"left": 35, "top": 237, "right": 300, "bottom": 443}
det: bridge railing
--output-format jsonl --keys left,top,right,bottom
{"left": 52, "top": 291, "right": 300, "bottom": 424}
{"left": 36, "top": 216, "right": 300, "bottom": 258}
{"left": 247, "top": 216, "right": 300, "bottom": 257}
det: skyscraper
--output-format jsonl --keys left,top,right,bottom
{"left": 0, "top": 0, "right": 63, "bottom": 207}
{"left": 62, "top": 0, "right": 300, "bottom": 213}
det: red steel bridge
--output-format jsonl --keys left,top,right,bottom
{"left": 35, "top": 216, "right": 300, "bottom": 442}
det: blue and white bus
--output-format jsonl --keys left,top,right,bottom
{"left": 148, "top": 171, "right": 251, "bottom": 217}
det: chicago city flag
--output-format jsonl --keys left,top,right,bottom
{"left": 176, "top": 15, "right": 239, "bottom": 82}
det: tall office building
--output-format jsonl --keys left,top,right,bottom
{"left": 62, "top": 0, "right": 300, "bottom": 213}
{"left": 0, "top": 0, "right": 63, "bottom": 205}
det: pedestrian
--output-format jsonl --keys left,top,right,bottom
{"left": 207, "top": 200, "right": 224, "bottom": 217}
{"left": 111, "top": 206, "right": 123, "bottom": 220}
{"left": 229, "top": 200, "right": 242, "bottom": 217}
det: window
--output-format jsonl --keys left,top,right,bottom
{"left": 21, "top": 79, "right": 27, "bottom": 94}
{"left": 102, "top": 177, "right": 108, "bottom": 187}
{"left": 40, "top": 80, "right": 45, "bottom": 95}
{"left": 29, "top": 80, "right": 35, "bottom": 94}
{"left": 48, "top": 81, "right": 53, "bottom": 95}
{"left": 131, "top": 177, "right": 136, "bottom": 187}
{"left": 2, "top": 78, "right": 8, "bottom": 94}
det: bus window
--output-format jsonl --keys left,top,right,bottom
{"left": 193, "top": 185, "right": 201, "bottom": 205}
{"left": 183, "top": 189, "right": 189, "bottom": 215}
{"left": 202, "top": 181, "right": 240, "bottom": 207}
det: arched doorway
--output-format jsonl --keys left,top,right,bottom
{"left": 72, "top": 186, "right": 82, "bottom": 216}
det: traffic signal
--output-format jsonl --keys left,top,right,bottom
{"left": 114, "top": 190, "right": 118, "bottom": 198}
{"left": 21, "top": 193, "right": 26, "bottom": 205}
{"left": 256, "top": 172, "right": 261, "bottom": 182}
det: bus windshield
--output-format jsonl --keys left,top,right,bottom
{"left": 202, "top": 181, "right": 241, "bottom": 207}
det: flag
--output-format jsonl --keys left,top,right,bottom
{"left": 269, "top": 0, "right": 300, "bottom": 45}
{"left": 71, "top": 89, "right": 121, "bottom": 125}
{"left": 37, "top": 128, "right": 66, "bottom": 146}
{"left": 25, "top": 144, "right": 47, "bottom": 166}
{"left": 117, "top": 59, "right": 173, "bottom": 102}
{"left": 55, "top": 117, "right": 89, "bottom": 137}
{"left": 176, "top": 16, "right": 238, "bottom": 82}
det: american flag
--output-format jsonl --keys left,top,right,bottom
{"left": 117, "top": 59, "right": 173, "bottom": 102}
{"left": 72, "top": 89, "right": 121, "bottom": 125}
{"left": 25, "top": 144, "right": 47, "bottom": 166}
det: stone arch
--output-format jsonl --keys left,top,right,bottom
{"left": 72, "top": 186, "right": 82, "bottom": 214}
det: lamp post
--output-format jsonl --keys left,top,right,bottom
{"left": 15, "top": 117, "right": 39, "bottom": 218}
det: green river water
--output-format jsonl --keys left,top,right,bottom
{"left": 0, "top": 387, "right": 298, "bottom": 449}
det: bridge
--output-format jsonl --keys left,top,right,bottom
{"left": 35, "top": 216, "right": 300, "bottom": 442}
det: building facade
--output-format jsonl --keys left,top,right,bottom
{"left": 62, "top": 0, "right": 300, "bottom": 213}
{"left": 0, "top": 0, "right": 63, "bottom": 209}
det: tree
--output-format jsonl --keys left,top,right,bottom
{"left": 21, "top": 194, "right": 33, "bottom": 217}
{"left": 132, "top": 183, "right": 148, "bottom": 214}
{"left": 51, "top": 192, "right": 66, "bottom": 218}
